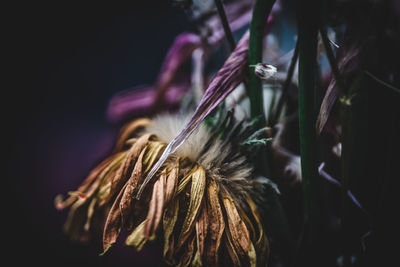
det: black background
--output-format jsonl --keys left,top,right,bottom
{"left": 6, "top": 1, "right": 190, "bottom": 266}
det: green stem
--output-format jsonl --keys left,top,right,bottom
{"left": 296, "top": 0, "right": 322, "bottom": 251}
{"left": 248, "top": 0, "right": 276, "bottom": 123}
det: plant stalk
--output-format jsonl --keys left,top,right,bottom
{"left": 248, "top": 0, "right": 276, "bottom": 123}
{"left": 215, "top": 0, "right": 236, "bottom": 51}
{"left": 296, "top": 0, "right": 322, "bottom": 261}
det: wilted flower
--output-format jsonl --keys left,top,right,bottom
{"left": 56, "top": 111, "right": 270, "bottom": 266}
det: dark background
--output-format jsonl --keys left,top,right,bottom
{"left": 6, "top": 2, "right": 190, "bottom": 266}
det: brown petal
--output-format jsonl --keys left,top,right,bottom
{"left": 177, "top": 166, "right": 206, "bottom": 250}
{"left": 192, "top": 203, "right": 208, "bottom": 266}
{"left": 114, "top": 118, "right": 151, "bottom": 152}
{"left": 143, "top": 171, "right": 166, "bottom": 238}
{"left": 55, "top": 152, "right": 124, "bottom": 210}
{"left": 119, "top": 147, "right": 147, "bottom": 222}
{"left": 102, "top": 183, "right": 128, "bottom": 251}
{"left": 178, "top": 234, "right": 196, "bottom": 267}
{"left": 221, "top": 191, "right": 251, "bottom": 259}
{"left": 247, "top": 197, "right": 270, "bottom": 266}
{"left": 163, "top": 198, "right": 180, "bottom": 263}
{"left": 165, "top": 159, "right": 179, "bottom": 204}
{"left": 109, "top": 133, "right": 154, "bottom": 200}
{"left": 224, "top": 230, "right": 241, "bottom": 266}
{"left": 204, "top": 179, "right": 225, "bottom": 266}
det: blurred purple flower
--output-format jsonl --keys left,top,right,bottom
{"left": 107, "top": 33, "right": 202, "bottom": 122}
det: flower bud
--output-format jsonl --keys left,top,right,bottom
{"left": 253, "top": 63, "right": 277, "bottom": 80}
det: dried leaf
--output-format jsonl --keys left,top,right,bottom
{"left": 204, "top": 179, "right": 225, "bottom": 266}
{"left": 144, "top": 171, "right": 166, "bottom": 238}
{"left": 177, "top": 166, "right": 206, "bottom": 249}
{"left": 125, "top": 220, "right": 148, "bottom": 251}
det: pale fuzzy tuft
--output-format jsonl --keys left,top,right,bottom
{"left": 146, "top": 112, "right": 254, "bottom": 203}
{"left": 145, "top": 112, "right": 210, "bottom": 161}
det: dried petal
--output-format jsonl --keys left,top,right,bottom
{"left": 144, "top": 170, "right": 166, "bottom": 238}
{"left": 55, "top": 152, "right": 124, "bottom": 210}
{"left": 248, "top": 242, "right": 257, "bottom": 267}
{"left": 119, "top": 148, "right": 147, "bottom": 222}
{"left": 165, "top": 159, "right": 179, "bottom": 203}
{"left": 114, "top": 118, "right": 151, "bottom": 151}
{"left": 221, "top": 192, "right": 251, "bottom": 259}
{"left": 204, "top": 179, "right": 225, "bottom": 266}
{"left": 177, "top": 166, "right": 206, "bottom": 249}
{"left": 178, "top": 234, "right": 196, "bottom": 267}
{"left": 143, "top": 141, "right": 166, "bottom": 174}
{"left": 125, "top": 220, "right": 148, "bottom": 251}
{"left": 109, "top": 133, "right": 154, "bottom": 200}
{"left": 192, "top": 203, "right": 208, "bottom": 266}
{"left": 163, "top": 198, "right": 180, "bottom": 262}
{"left": 224, "top": 230, "right": 241, "bottom": 266}
{"left": 102, "top": 183, "right": 127, "bottom": 251}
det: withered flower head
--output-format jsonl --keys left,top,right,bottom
{"left": 56, "top": 111, "right": 270, "bottom": 266}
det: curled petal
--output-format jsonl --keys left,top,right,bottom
{"left": 177, "top": 166, "right": 206, "bottom": 249}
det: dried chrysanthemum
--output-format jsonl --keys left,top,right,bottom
{"left": 56, "top": 111, "right": 270, "bottom": 266}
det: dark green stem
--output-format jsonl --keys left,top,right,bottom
{"left": 215, "top": 0, "right": 236, "bottom": 51}
{"left": 248, "top": 0, "right": 276, "bottom": 123}
{"left": 296, "top": 0, "right": 322, "bottom": 254}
